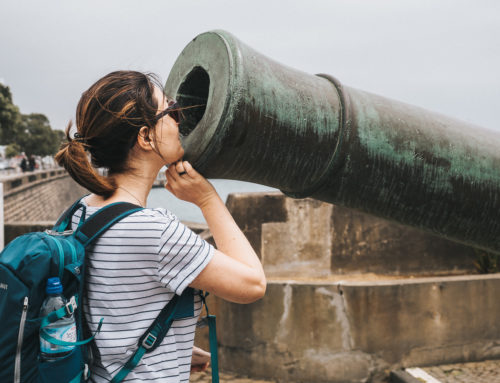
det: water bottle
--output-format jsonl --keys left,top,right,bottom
{"left": 39, "top": 277, "right": 77, "bottom": 362}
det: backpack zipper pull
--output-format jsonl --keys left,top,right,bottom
{"left": 15, "top": 297, "right": 29, "bottom": 383}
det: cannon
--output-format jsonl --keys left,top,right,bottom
{"left": 165, "top": 30, "right": 500, "bottom": 254}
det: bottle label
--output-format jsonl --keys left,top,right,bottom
{"left": 40, "top": 323, "right": 77, "bottom": 354}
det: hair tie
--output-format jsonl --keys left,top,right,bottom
{"left": 73, "top": 132, "right": 87, "bottom": 144}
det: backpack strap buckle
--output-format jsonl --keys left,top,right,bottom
{"left": 65, "top": 296, "right": 77, "bottom": 316}
{"left": 141, "top": 333, "right": 157, "bottom": 350}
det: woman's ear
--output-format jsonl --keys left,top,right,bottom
{"left": 137, "top": 126, "right": 154, "bottom": 150}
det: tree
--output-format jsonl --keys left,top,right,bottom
{"left": 5, "top": 143, "right": 21, "bottom": 158}
{"left": 0, "top": 84, "right": 64, "bottom": 157}
{"left": 0, "top": 83, "right": 22, "bottom": 144}
{"left": 53, "top": 129, "right": 65, "bottom": 149}
{"left": 18, "top": 113, "right": 62, "bottom": 156}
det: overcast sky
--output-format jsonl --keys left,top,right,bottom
{"left": 1, "top": 0, "right": 499, "bottom": 133}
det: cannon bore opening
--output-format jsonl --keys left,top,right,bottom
{"left": 176, "top": 66, "right": 209, "bottom": 137}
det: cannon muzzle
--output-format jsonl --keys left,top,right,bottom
{"left": 165, "top": 30, "right": 500, "bottom": 254}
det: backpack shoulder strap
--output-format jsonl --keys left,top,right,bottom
{"left": 111, "top": 288, "right": 220, "bottom": 383}
{"left": 110, "top": 289, "right": 190, "bottom": 383}
{"left": 74, "top": 202, "right": 143, "bottom": 247}
{"left": 54, "top": 196, "right": 88, "bottom": 231}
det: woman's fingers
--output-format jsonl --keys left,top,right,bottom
{"left": 176, "top": 161, "right": 186, "bottom": 175}
{"left": 172, "top": 160, "right": 196, "bottom": 179}
{"left": 183, "top": 161, "right": 197, "bottom": 178}
{"left": 164, "top": 161, "right": 216, "bottom": 205}
{"left": 167, "top": 163, "right": 182, "bottom": 181}
{"left": 165, "top": 161, "right": 190, "bottom": 194}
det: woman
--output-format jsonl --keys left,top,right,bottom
{"left": 55, "top": 70, "right": 266, "bottom": 382}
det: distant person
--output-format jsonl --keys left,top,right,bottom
{"left": 55, "top": 70, "right": 266, "bottom": 383}
{"left": 20, "top": 157, "right": 28, "bottom": 172}
{"left": 28, "top": 155, "right": 35, "bottom": 171}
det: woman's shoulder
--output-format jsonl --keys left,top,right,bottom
{"left": 81, "top": 196, "right": 180, "bottom": 223}
{"left": 136, "top": 206, "right": 179, "bottom": 222}
{"left": 80, "top": 198, "right": 181, "bottom": 228}
{"left": 117, "top": 207, "right": 185, "bottom": 232}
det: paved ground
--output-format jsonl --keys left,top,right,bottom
{"left": 421, "top": 359, "right": 500, "bottom": 383}
{"left": 190, "top": 368, "right": 277, "bottom": 383}
{"left": 191, "top": 359, "right": 500, "bottom": 382}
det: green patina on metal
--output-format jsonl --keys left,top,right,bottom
{"left": 353, "top": 90, "right": 499, "bottom": 192}
{"left": 165, "top": 30, "right": 500, "bottom": 254}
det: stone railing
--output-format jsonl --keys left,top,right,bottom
{"left": 1, "top": 168, "right": 67, "bottom": 196}
{"left": 1, "top": 169, "right": 87, "bottom": 223}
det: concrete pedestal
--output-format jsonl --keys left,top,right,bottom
{"left": 201, "top": 193, "right": 499, "bottom": 382}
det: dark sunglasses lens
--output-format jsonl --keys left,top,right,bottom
{"left": 167, "top": 102, "right": 181, "bottom": 123}
{"left": 170, "top": 109, "right": 180, "bottom": 123}
{"left": 155, "top": 101, "right": 182, "bottom": 123}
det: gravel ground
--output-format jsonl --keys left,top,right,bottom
{"left": 190, "top": 368, "right": 278, "bottom": 383}
{"left": 422, "top": 359, "right": 500, "bottom": 383}
{"left": 190, "top": 359, "right": 500, "bottom": 382}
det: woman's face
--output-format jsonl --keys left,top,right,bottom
{"left": 152, "top": 87, "right": 184, "bottom": 165}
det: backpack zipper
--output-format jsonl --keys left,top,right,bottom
{"left": 14, "top": 296, "right": 29, "bottom": 383}
{"left": 46, "top": 235, "right": 65, "bottom": 280}
{"left": 47, "top": 235, "right": 78, "bottom": 278}
{"left": 68, "top": 241, "right": 77, "bottom": 264}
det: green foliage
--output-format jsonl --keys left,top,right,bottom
{"left": 0, "top": 84, "right": 22, "bottom": 144}
{"left": 18, "top": 113, "right": 61, "bottom": 156}
{"left": 5, "top": 143, "right": 21, "bottom": 158}
{"left": 53, "top": 129, "right": 66, "bottom": 148}
{"left": 0, "top": 83, "right": 62, "bottom": 156}
{"left": 474, "top": 250, "right": 499, "bottom": 274}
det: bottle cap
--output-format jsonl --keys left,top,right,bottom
{"left": 46, "top": 277, "right": 63, "bottom": 294}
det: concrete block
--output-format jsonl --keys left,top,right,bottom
{"left": 215, "top": 275, "right": 500, "bottom": 382}
{"left": 330, "top": 205, "right": 477, "bottom": 275}
{"left": 226, "top": 192, "right": 288, "bottom": 260}
{"left": 342, "top": 274, "right": 500, "bottom": 366}
{"left": 262, "top": 198, "right": 333, "bottom": 277}
{"left": 216, "top": 282, "right": 378, "bottom": 382}
{"left": 225, "top": 192, "right": 477, "bottom": 276}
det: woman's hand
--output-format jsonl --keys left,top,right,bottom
{"left": 164, "top": 161, "right": 218, "bottom": 208}
{"left": 191, "top": 346, "right": 210, "bottom": 372}
{"left": 168, "top": 161, "right": 266, "bottom": 304}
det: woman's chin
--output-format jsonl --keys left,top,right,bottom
{"left": 175, "top": 150, "right": 185, "bottom": 163}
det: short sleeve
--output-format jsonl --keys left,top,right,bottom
{"left": 157, "top": 215, "right": 214, "bottom": 295}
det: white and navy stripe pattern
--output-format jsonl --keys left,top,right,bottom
{"left": 71, "top": 201, "right": 214, "bottom": 383}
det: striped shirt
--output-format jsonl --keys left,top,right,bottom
{"left": 71, "top": 200, "right": 214, "bottom": 383}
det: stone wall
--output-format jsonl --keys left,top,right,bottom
{"left": 216, "top": 276, "right": 500, "bottom": 383}
{"left": 2, "top": 169, "right": 88, "bottom": 223}
{"left": 210, "top": 192, "right": 499, "bottom": 383}
{"left": 227, "top": 192, "right": 477, "bottom": 277}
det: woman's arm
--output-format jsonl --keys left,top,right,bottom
{"left": 165, "top": 161, "right": 266, "bottom": 304}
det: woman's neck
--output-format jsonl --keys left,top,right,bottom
{"left": 114, "top": 173, "right": 152, "bottom": 207}
{"left": 86, "top": 164, "right": 162, "bottom": 208}
{"left": 85, "top": 147, "right": 166, "bottom": 208}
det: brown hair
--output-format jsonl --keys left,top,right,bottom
{"left": 55, "top": 70, "right": 163, "bottom": 198}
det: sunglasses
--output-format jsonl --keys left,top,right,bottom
{"left": 154, "top": 100, "right": 182, "bottom": 123}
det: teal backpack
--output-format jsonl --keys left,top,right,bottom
{"left": 0, "top": 200, "right": 142, "bottom": 382}
{"left": 0, "top": 198, "right": 219, "bottom": 383}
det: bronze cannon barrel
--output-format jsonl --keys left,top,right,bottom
{"left": 165, "top": 30, "right": 500, "bottom": 253}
